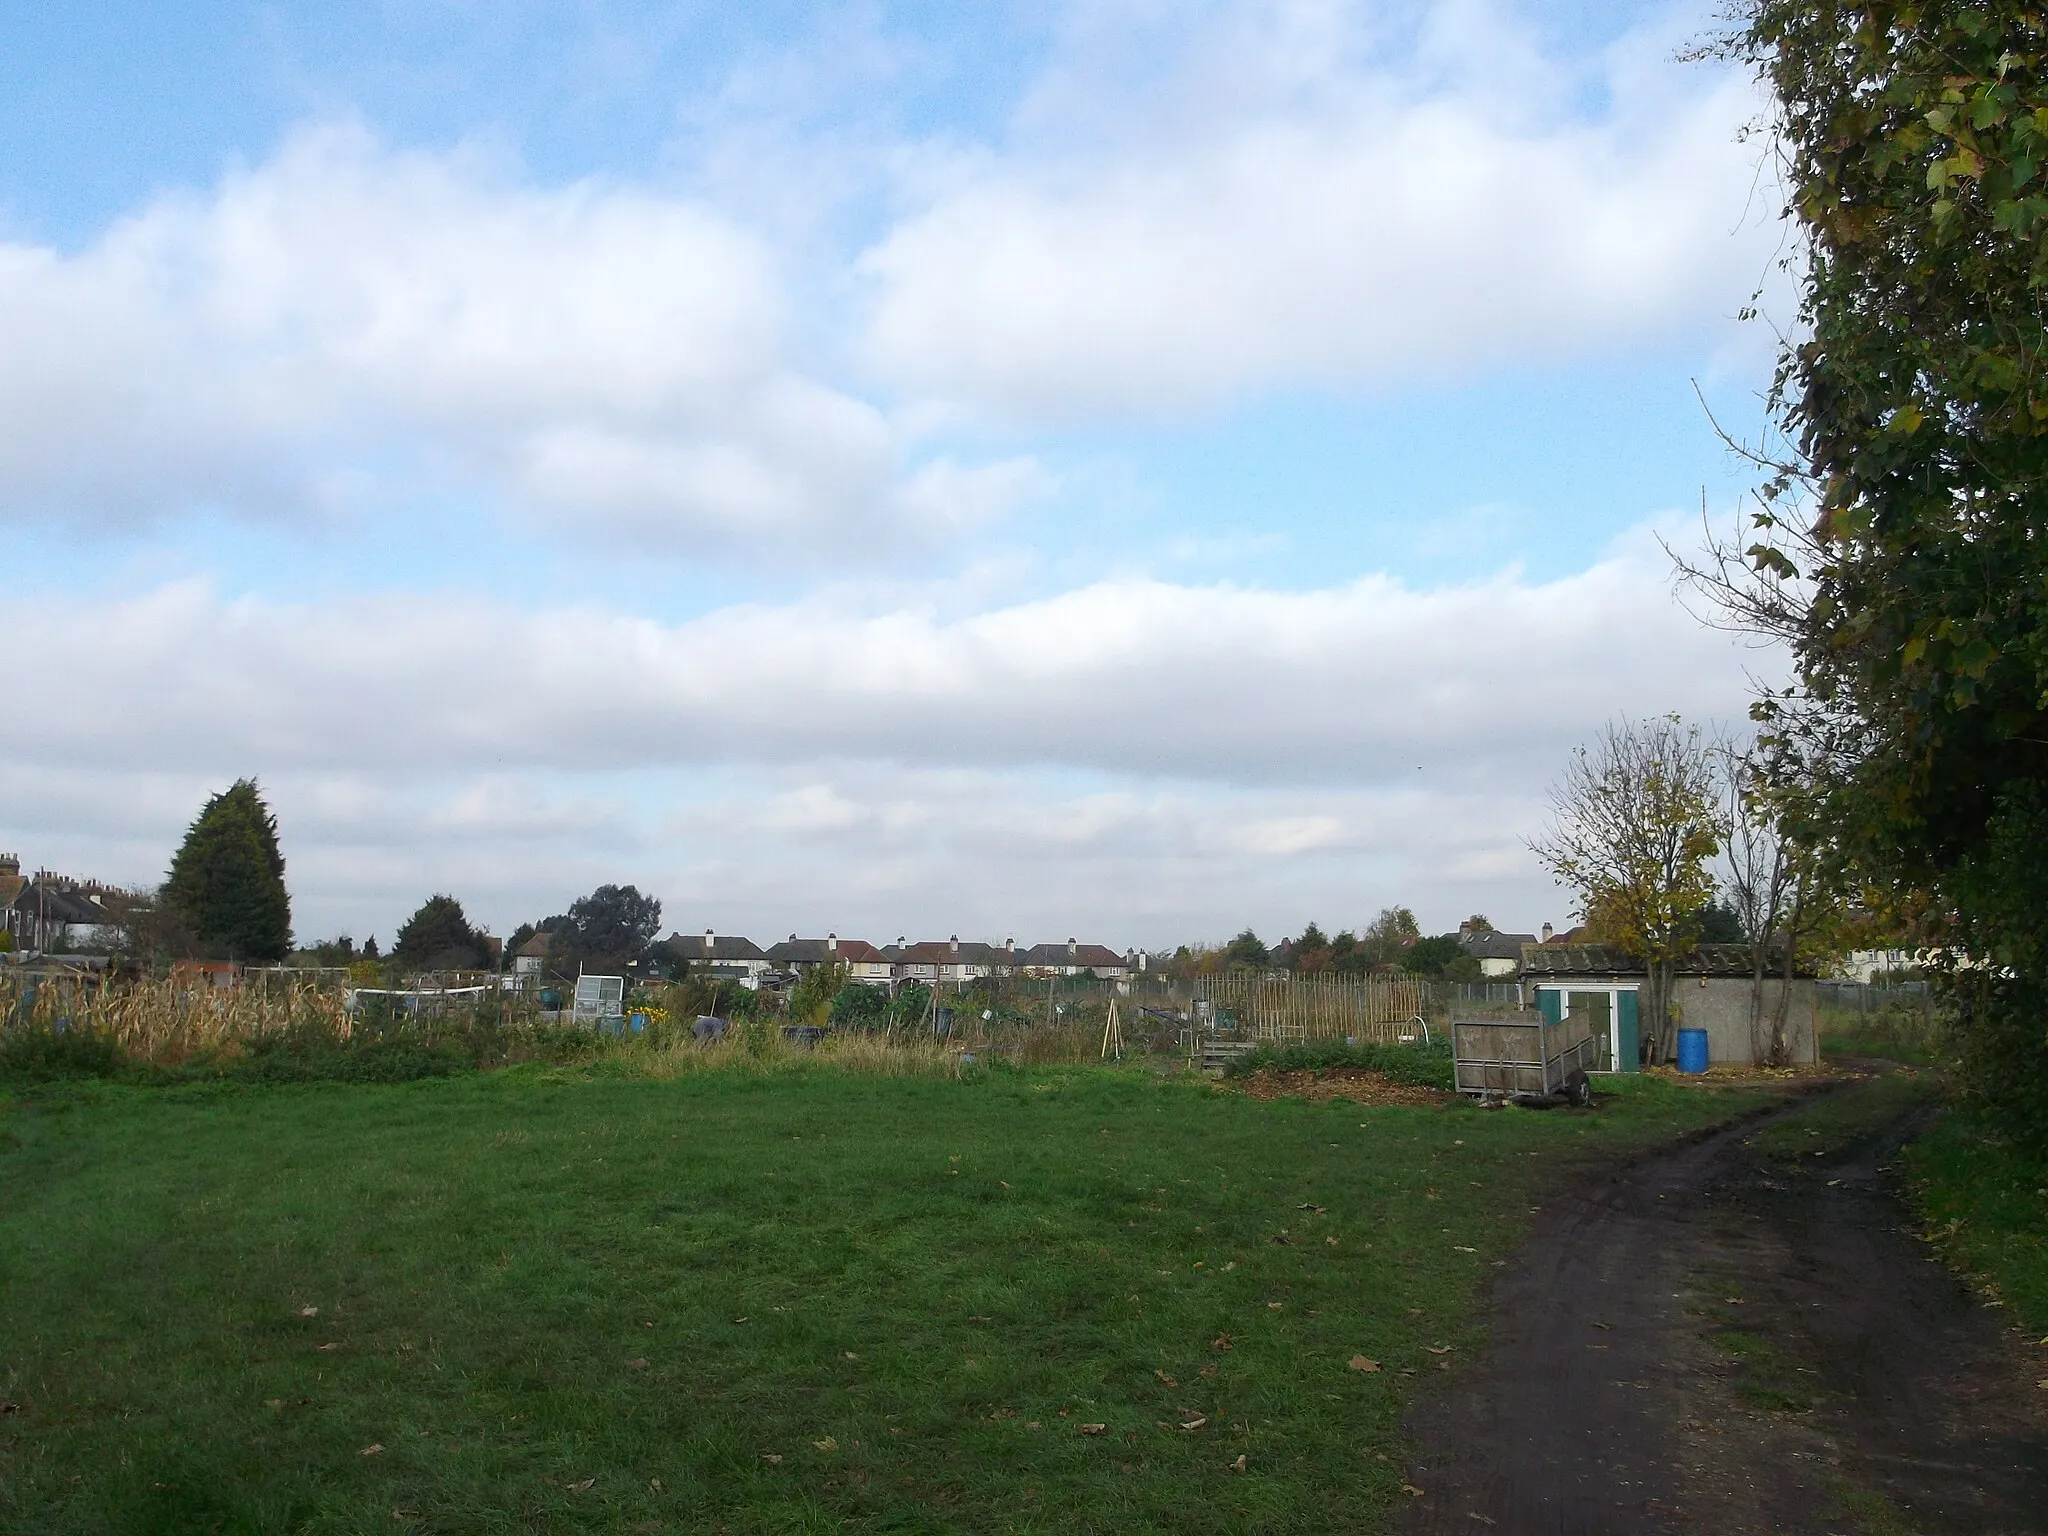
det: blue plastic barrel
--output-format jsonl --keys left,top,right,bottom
{"left": 1676, "top": 1027, "right": 1710, "bottom": 1075}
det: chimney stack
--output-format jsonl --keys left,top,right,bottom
{"left": 1541, "top": 922, "right": 1554, "bottom": 943}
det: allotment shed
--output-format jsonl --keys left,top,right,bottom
{"left": 1518, "top": 943, "right": 1820, "bottom": 1070}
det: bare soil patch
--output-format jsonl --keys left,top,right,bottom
{"left": 1397, "top": 1074, "right": 2048, "bottom": 1534}
{"left": 1227, "top": 1067, "right": 1454, "bottom": 1108}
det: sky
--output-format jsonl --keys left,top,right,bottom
{"left": 0, "top": 0, "right": 1795, "bottom": 952}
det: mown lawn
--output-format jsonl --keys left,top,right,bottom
{"left": 0, "top": 1063, "right": 1773, "bottom": 1534}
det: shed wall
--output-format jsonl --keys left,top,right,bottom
{"left": 1672, "top": 977, "right": 1818, "bottom": 1065}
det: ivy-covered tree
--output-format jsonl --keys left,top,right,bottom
{"left": 1691, "top": 5, "right": 2048, "bottom": 1141}
{"left": 162, "top": 779, "right": 291, "bottom": 962}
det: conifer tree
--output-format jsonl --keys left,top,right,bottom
{"left": 162, "top": 779, "right": 291, "bottom": 962}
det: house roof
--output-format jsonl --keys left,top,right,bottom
{"left": 766, "top": 936, "right": 886, "bottom": 965}
{"left": 1520, "top": 942, "right": 1816, "bottom": 979}
{"left": 666, "top": 933, "right": 767, "bottom": 963}
{"left": 515, "top": 931, "right": 554, "bottom": 959}
{"left": 899, "top": 939, "right": 1009, "bottom": 966}
{"left": 1459, "top": 929, "right": 1538, "bottom": 961}
{"left": 1018, "top": 941, "right": 1128, "bottom": 969}
{"left": 11, "top": 882, "right": 117, "bottom": 926}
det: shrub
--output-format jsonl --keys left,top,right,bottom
{"left": 1223, "top": 1039, "right": 1454, "bottom": 1090}
{"left": 0, "top": 1025, "right": 126, "bottom": 1082}
{"left": 829, "top": 983, "right": 887, "bottom": 1029}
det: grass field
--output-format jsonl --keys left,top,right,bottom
{"left": 1, "top": 1060, "right": 1777, "bottom": 1534}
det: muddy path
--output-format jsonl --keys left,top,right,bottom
{"left": 1398, "top": 1077, "right": 2048, "bottom": 1535}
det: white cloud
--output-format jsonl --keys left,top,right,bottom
{"left": 0, "top": 529, "right": 1764, "bottom": 788}
{"left": 858, "top": 0, "right": 1776, "bottom": 421}
{"left": 0, "top": 125, "right": 1014, "bottom": 547}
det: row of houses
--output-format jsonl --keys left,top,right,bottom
{"left": 512, "top": 928, "right": 1143, "bottom": 989}
{"left": 0, "top": 855, "right": 126, "bottom": 954}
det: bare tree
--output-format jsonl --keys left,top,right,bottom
{"left": 1530, "top": 717, "right": 1723, "bottom": 1065}
{"left": 1716, "top": 738, "right": 1800, "bottom": 1065}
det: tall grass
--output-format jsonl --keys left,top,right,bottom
{"left": 1, "top": 973, "right": 354, "bottom": 1062}
{"left": 0, "top": 973, "right": 1137, "bottom": 1084}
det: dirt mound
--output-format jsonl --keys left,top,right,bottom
{"left": 1228, "top": 1067, "right": 1452, "bottom": 1108}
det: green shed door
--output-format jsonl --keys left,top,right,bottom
{"left": 1615, "top": 990, "right": 1641, "bottom": 1074}
{"left": 1535, "top": 989, "right": 1562, "bottom": 1025}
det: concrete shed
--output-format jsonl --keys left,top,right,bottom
{"left": 1519, "top": 943, "right": 1819, "bottom": 1070}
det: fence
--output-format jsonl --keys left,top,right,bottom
{"left": 1192, "top": 974, "right": 1427, "bottom": 1046}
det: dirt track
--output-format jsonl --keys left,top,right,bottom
{"left": 1398, "top": 1079, "right": 2048, "bottom": 1534}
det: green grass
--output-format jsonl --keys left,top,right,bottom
{"left": 0, "top": 1063, "right": 1778, "bottom": 1534}
{"left": 1907, "top": 1106, "right": 2048, "bottom": 1334}
{"left": 1744, "top": 1072, "right": 1931, "bottom": 1165}
{"left": 1818, "top": 1003, "right": 1947, "bottom": 1068}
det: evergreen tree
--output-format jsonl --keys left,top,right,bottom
{"left": 392, "top": 894, "right": 489, "bottom": 971}
{"left": 162, "top": 779, "right": 291, "bottom": 962}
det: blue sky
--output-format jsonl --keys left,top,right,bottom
{"left": 0, "top": 0, "right": 1787, "bottom": 949}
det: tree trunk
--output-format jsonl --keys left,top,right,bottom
{"left": 1646, "top": 959, "right": 1675, "bottom": 1065}
{"left": 1749, "top": 943, "right": 1770, "bottom": 1066}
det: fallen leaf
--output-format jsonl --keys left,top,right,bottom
{"left": 1426, "top": 1345, "right": 1453, "bottom": 1355}
{"left": 1078, "top": 1423, "right": 1108, "bottom": 1436}
{"left": 1223, "top": 1261, "right": 1236, "bottom": 1271}
{"left": 650, "top": 1478, "right": 663, "bottom": 1491}
{"left": 360, "top": 1444, "right": 384, "bottom": 1456}
{"left": 731, "top": 1317, "right": 748, "bottom": 1325}
{"left": 1348, "top": 1356, "right": 1380, "bottom": 1373}
{"left": 1199, "top": 1364, "right": 1218, "bottom": 1378}
{"left": 317, "top": 1343, "right": 340, "bottom": 1353}
{"left": 627, "top": 1358, "right": 649, "bottom": 1369}
{"left": 1468, "top": 1512, "right": 1496, "bottom": 1524}
{"left": 1156, "top": 1369, "right": 1178, "bottom": 1386}
{"left": 1180, "top": 1416, "right": 1207, "bottom": 1431}
{"left": 1401, "top": 1483, "right": 1425, "bottom": 1497}
{"left": 265, "top": 1399, "right": 283, "bottom": 1408}
{"left": 1593, "top": 1322, "right": 1613, "bottom": 1331}
{"left": 1452, "top": 1246, "right": 1477, "bottom": 1254}
{"left": 813, "top": 1437, "right": 837, "bottom": 1452}
{"left": 1267, "top": 1302, "right": 1284, "bottom": 1310}
{"left": 761, "top": 1454, "right": 783, "bottom": 1464}
{"left": 1211, "top": 1333, "right": 1232, "bottom": 1352}
{"left": 1228, "top": 1454, "right": 1247, "bottom": 1473}
{"left": 1326, "top": 1237, "right": 1339, "bottom": 1245}
{"left": 1269, "top": 1235, "right": 1293, "bottom": 1245}
{"left": 999, "top": 1181, "right": 1011, "bottom": 1189}
{"left": 567, "top": 1478, "right": 595, "bottom": 1492}
{"left": 0, "top": 1402, "right": 21, "bottom": 1414}
{"left": 1299, "top": 1203, "right": 1327, "bottom": 1214}
{"left": 299, "top": 1306, "right": 319, "bottom": 1318}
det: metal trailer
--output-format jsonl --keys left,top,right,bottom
{"left": 1451, "top": 1011, "right": 1600, "bottom": 1106}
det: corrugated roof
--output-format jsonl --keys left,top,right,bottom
{"left": 1519, "top": 942, "right": 1814, "bottom": 979}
